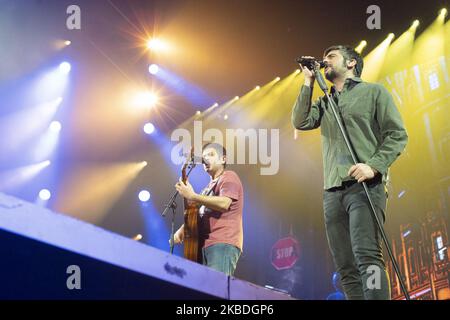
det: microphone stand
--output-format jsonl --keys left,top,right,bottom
{"left": 161, "top": 161, "right": 196, "bottom": 255}
{"left": 313, "top": 66, "right": 410, "bottom": 300}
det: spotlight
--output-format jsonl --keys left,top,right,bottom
{"left": 255, "top": 85, "right": 261, "bottom": 90}
{"left": 147, "top": 92, "right": 158, "bottom": 106}
{"left": 224, "top": 114, "right": 228, "bottom": 120}
{"left": 234, "top": 96, "right": 239, "bottom": 101}
{"left": 64, "top": 40, "right": 71, "bottom": 46}
{"left": 196, "top": 110, "right": 201, "bottom": 115}
{"left": 59, "top": 62, "right": 71, "bottom": 74}
{"left": 275, "top": 77, "right": 281, "bottom": 81}
{"left": 411, "top": 20, "right": 420, "bottom": 29}
{"left": 49, "top": 121, "right": 62, "bottom": 133}
{"left": 143, "top": 122, "right": 155, "bottom": 134}
{"left": 142, "top": 161, "right": 148, "bottom": 167}
{"left": 135, "top": 91, "right": 158, "bottom": 108}
{"left": 355, "top": 40, "right": 367, "bottom": 53}
{"left": 439, "top": 8, "right": 447, "bottom": 17}
{"left": 146, "top": 38, "right": 167, "bottom": 51}
{"left": 39, "top": 189, "right": 51, "bottom": 201}
{"left": 148, "top": 64, "right": 159, "bottom": 75}
{"left": 212, "top": 102, "right": 219, "bottom": 108}
{"left": 138, "top": 190, "right": 151, "bottom": 202}
{"left": 133, "top": 234, "right": 143, "bottom": 241}
{"left": 387, "top": 33, "right": 395, "bottom": 41}
{"left": 295, "top": 69, "right": 301, "bottom": 74}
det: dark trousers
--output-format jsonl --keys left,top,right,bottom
{"left": 323, "top": 180, "right": 391, "bottom": 300}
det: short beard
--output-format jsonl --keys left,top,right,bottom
{"left": 325, "top": 69, "right": 338, "bottom": 81}
{"left": 325, "top": 60, "right": 349, "bottom": 81}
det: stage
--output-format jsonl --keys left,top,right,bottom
{"left": 0, "top": 192, "right": 293, "bottom": 300}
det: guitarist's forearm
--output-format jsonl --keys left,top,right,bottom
{"left": 191, "top": 194, "right": 232, "bottom": 213}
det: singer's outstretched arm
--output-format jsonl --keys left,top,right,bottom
{"left": 291, "top": 84, "right": 324, "bottom": 130}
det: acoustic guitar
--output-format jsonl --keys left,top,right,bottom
{"left": 181, "top": 148, "right": 202, "bottom": 263}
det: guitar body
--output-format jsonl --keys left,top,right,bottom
{"left": 181, "top": 147, "right": 202, "bottom": 263}
{"left": 183, "top": 203, "right": 201, "bottom": 263}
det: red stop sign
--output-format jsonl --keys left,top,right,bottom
{"left": 271, "top": 236, "right": 301, "bottom": 270}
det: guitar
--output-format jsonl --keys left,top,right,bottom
{"left": 181, "top": 147, "right": 202, "bottom": 263}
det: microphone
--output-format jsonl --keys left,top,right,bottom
{"left": 295, "top": 57, "right": 327, "bottom": 70}
{"left": 182, "top": 152, "right": 205, "bottom": 165}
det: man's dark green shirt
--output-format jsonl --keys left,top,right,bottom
{"left": 291, "top": 77, "right": 408, "bottom": 190}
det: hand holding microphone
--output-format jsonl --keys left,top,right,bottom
{"left": 296, "top": 56, "right": 326, "bottom": 70}
{"left": 296, "top": 56, "right": 328, "bottom": 90}
{"left": 297, "top": 56, "right": 321, "bottom": 86}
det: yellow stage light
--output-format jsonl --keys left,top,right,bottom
{"left": 55, "top": 162, "right": 147, "bottom": 223}
{"left": 355, "top": 40, "right": 368, "bottom": 53}
{"left": 134, "top": 91, "right": 158, "bottom": 108}
{"left": 146, "top": 38, "right": 168, "bottom": 52}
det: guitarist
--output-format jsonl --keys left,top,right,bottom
{"left": 173, "top": 143, "right": 244, "bottom": 276}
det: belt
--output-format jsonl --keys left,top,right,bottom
{"left": 327, "top": 174, "right": 383, "bottom": 192}
{"left": 327, "top": 180, "right": 357, "bottom": 192}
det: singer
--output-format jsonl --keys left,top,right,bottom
{"left": 292, "top": 45, "right": 408, "bottom": 299}
{"left": 173, "top": 143, "right": 244, "bottom": 276}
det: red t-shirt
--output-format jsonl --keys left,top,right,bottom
{"left": 199, "top": 170, "right": 244, "bottom": 251}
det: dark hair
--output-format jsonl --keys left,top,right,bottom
{"left": 324, "top": 45, "right": 364, "bottom": 77}
{"left": 202, "top": 142, "right": 227, "bottom": 168}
